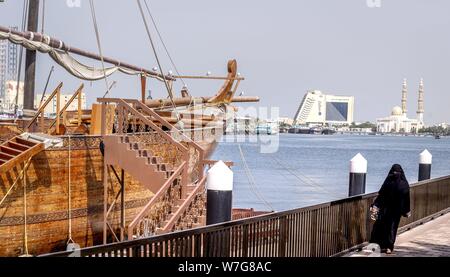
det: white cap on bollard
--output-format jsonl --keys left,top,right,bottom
{"left": 350, "top": 153, "right": 368, "bottom": 174}
{"left": 206, "top": 160, "right": 233, "bottom": 191}
{"left": 419, "top": 149, "right": 432, "bottom": 165}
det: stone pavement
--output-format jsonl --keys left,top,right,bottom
{"left": 385, "top": 212, "right": 450, "bottom": 257}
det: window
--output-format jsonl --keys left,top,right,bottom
{"left": 326, "top": 102, "right": 348, "bottom": 121}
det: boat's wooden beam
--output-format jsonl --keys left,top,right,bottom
{"left": 174, "top": 75, "right": 245, "bottom": 81}
{"left": 141, "top": 96, "right": 259, "bottom": 108}
{"left": 0, "top": 25, "right": 174, "bottom": 81}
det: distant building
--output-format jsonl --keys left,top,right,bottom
{"left": 438, "top": 123, "right": 448, "bottom": 129}
{"left": 277, "top": 117, "right": 294, "bottom": 126}
{"left": 0, "top": 82, "right": 87, "bottom": 115}
{"left": 0, "top": 80, "right": 24, "bottom": 111}
{"left": 0, "top": 40, "right": 7, "bottom": 98}
{"left": 225, "top": 116, "right": 257, "bottom": 135}
{"left": 376, "top": 79, "right": 425, "bottom": 133}
{"left": 292, "top": 90, "right": 354, "bottom": 126}
{"left": 36, "top": 92, "right": 87, "bottom": 115}
{"left": 0, "top": 27, "right": 18, "bottom": 98}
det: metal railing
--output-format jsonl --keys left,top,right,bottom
{"left": 41, "top": 175, "right": 450, "bottom": 257}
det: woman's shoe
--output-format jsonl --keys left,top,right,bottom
{"left": 386, "top": 249, "right": 393, "bottom": 254}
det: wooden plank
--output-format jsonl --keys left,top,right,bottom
{"left": 0, "top": 145, "right": 21, "bottom": 156}
{"left": 15, "top": 137, "right": 37, "bottom": 147}
{"left": 7, "top": 141, "right": 29, "bottom": 151}
{"left": 0, "top": 152, "right": 14, "bottom": 160}
{"left": 90, "top": 103, "right": 115, "bottom": 135}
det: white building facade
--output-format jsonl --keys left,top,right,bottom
{"left": 293, "top": 90, "right": 354, "bottom": 126}
{"left": 0, "top": 80, "right": 24, "bottom": 112}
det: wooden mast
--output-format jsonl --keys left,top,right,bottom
{"left": 23, "top": 0, "right": 40, "bottom": 110}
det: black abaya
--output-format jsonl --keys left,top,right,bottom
{"left": 369, "top": 164, "right": 411, "bottom": 251}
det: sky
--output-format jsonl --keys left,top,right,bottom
{"left": 0, "top": 0, "right": 449, "bottom": 124}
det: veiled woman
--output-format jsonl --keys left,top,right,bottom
{"left": 369, "top": 164, "right": 411, "bottom": 254}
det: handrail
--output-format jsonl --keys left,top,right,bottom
{"left": 100, "top": 97, "right": 206, "bottom": 179}
{"left": 129, "top": 99, "right": 206, "bottom": 179}
{"left": 100, "top": 98, "right": 206, "bottom": 150}
{"left": 48, "top": 84, "right": 84, "bottom": 130}
{"left": 116, "top": 99, "right": 188, "bottom": 152}
{"left": 162, "top": 175, "right": 207, "bottom": 233}
{"left": 41, "top": 175, "right": 450, "bottom": 257}
{"left": 127, "top": 161, "right": 187, "bottom": 240}
{"left": 25, "top": 82, "right": 63, "bottom": 131}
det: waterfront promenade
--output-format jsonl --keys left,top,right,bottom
{"left": 386, "top": 212, "right": 450, "bottom": 257}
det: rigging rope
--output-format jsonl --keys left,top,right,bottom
{"left": 23, "top": 160, "right": 29, "bottom": 256}
{"left": 41, "top": 0, "right": 45, "bottom": 33}
{"left": 38, "top": 65, "right": 54, "bottom": 109}
{"left": 89, "top": 0, "right": 111, "bottom": 97}
{"left": 237, "top": 144, "right": 274, "bottom": 211}
{"left": 0, "top": 159, "right": 32, "bottom": 208}
{"left": 136, "top": 0, "right": 180, "bottom": 121}
{"left": 271, "top": 156, "right": 345, "bottom": 197}
{"left": 103, "top": 80, "right": 117, "bottom": 98}
{"left": 67, "top": 135, "right": 74, "bottom": 244}
{"left": 143, "top": 0, "right": 186, "bottom": 88}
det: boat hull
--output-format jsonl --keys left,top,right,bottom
{"left": 0, "top": 126, "right": 221, "bottom": 256}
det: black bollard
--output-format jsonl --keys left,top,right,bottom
{"left": 418, "top": 149, "right": 432, "bottom": 181}
{"left": 348, "top": 153, "right": 367, "bottom": 197}
{"left": 206, "top": 161, "right": 233, "bottom": 225}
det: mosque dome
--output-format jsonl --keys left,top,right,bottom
{"left": 391, "top": 106, "right": 403, "bottom": 116}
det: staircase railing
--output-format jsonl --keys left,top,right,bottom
{"left": 131, "top": 99, "right": 205, "bottom": 182}
{"left": 25, "top": 82, "right": 63, "bottom": 132}
{"left": 98, "top": 98, "right": 205, "bottom": 181}
{"left": 161, "top": 175, "right": 207, "bottom": 233}
{"left": 48, "top": 84, "right": 84, "bottom": 130}
{"left": 127, "top": 161, "right": 187, "bottom": 240}
{"left": 98, "top": 98, "right": 208, "bottom": 240}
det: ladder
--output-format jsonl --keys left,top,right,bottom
{"left": 0, "top": 136, "right": 44, "bottom": 174}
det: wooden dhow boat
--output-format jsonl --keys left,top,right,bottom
{"left": 0, "top": 11, "right": 259, "bottom": 256}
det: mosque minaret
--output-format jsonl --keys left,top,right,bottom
{"left": 401, "top": 78, "right": 407, "bottom": 116}
{"left": 417, "top": 78, "right": 425, "bottom": 125}
{"left": 376, "top": 79, "right": 425, "bottom": 133}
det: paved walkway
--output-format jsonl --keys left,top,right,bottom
{"left": 385, "top": 212, "right": 450, "bottom": 257}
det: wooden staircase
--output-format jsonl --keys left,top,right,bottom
{"left": 0, "top": 136, "right": 45, "bottom": 174}
{"left": 155, "top": 181, "right": 207, "bottom": 234}
{"left": 99, "top": 98, "right": 207, "bottom": 241}
{"left": 103, "top": 135, "right": 176, "bottom": 193}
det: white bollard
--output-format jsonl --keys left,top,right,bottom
{"left": 206, "top": 160, "right": 233, "bottom": 225}
{"left": 349, "top": 153, "right": 368, "bottom": 197}
{"left": 418, "top": 149, "right": 432, "bottom": 181}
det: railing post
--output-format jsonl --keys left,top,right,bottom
{"left": 181, "top": 151, "right": 189, "bottom": 194}
{"left": 56, "top": 88, "right": 60, "bottom": 134}
{"left": 117, "top": 104, "right": 124, "bottom": 134}
{"left": 140, "top": 74, "right": 147, "bottom": 103}
{"left": 101, "top": 102, "right": 106, "bottom": 136}
{"left": 198, "top": 149, "right": 205, "bottom": 181}
{"left": 40, "top": 109, "right": 44, "bottom": 133}
{"left": 278, "top": 216, "right": 287, "bottom": 257}
{"left": 77, "top": 90, "right": 82, "bottom": 126}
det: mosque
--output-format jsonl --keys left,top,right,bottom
{"left": 376, "top": 79, "right": 425, "bottom": 133}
